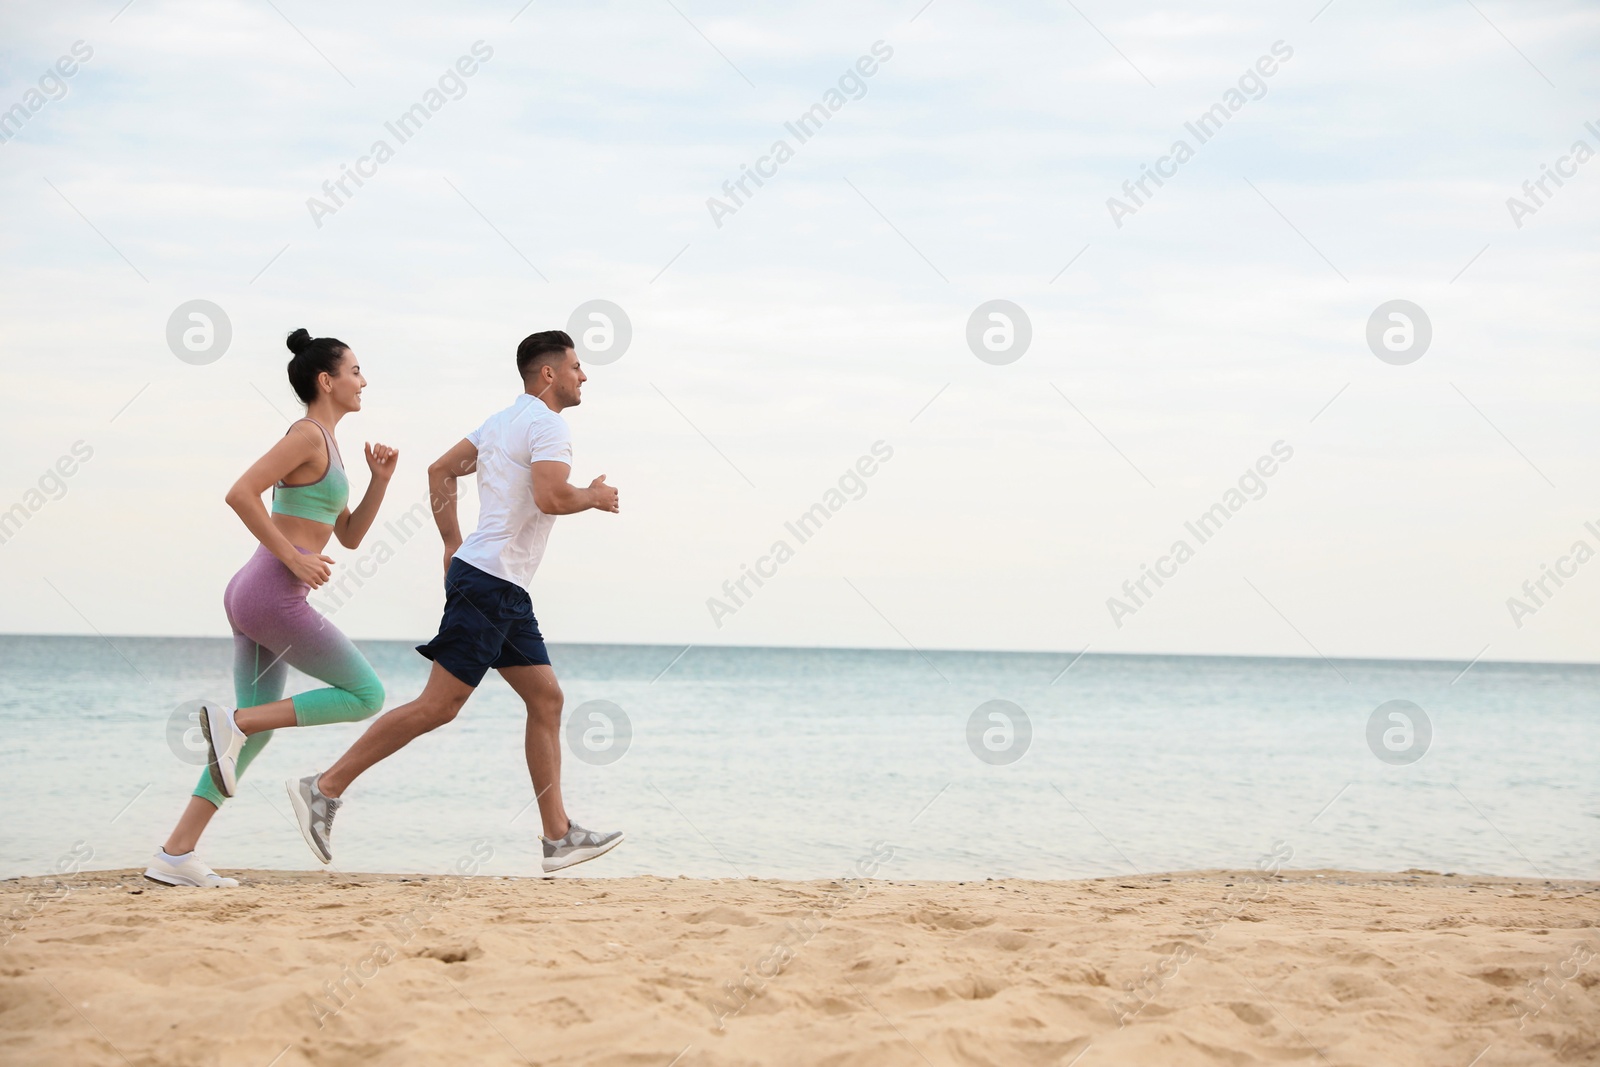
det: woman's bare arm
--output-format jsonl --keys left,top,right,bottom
{"left": 334, "top": 442, "right": 399, "bottom": 549}
{"left": 224, "top": 422, "right": 325, "bottom": 566}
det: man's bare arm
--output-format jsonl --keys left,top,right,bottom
{"left": 429, "top": 439, "right": 479, "bottom": 570}
{"left": 531, "top": 461, "right": 619, "bottom": 515}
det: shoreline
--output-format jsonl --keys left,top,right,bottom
{"left": 4, "top": 865, "right": 1599, "bottom": 890}
{"left": 3, "top": 868, "right": 1594, "bottom": 1065}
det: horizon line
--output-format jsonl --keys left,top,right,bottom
{"left": 3, "top": 631, "right": 1595, "bottom": 671}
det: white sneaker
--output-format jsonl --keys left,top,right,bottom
{"left": 198, "top": 702, "right": 246, "bottom": 797}
{"left": 541, "top": 821, "right": 624, "bottom": 873}
{"left": 143, "top": 849, "right": 238, "bottom": 888}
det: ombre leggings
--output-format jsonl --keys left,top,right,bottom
{"left": 192, "top": 544, "right": 385, "bottom": 807}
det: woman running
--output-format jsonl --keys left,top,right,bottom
{"left": 144, "top": 328, "right": 398, "bottom": 888}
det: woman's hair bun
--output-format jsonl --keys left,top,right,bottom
{"left": 283, "top": 329, "right": 350, "bottom": 404}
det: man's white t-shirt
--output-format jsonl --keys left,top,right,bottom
{"left": 453, "top": 393, "right": 572, "bottom": 587}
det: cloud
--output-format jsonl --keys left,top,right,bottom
{"left": 0, "top": 0, "right": 1596, "bottom": 662}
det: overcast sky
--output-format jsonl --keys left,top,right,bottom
{"left": 0, "top": 0, "right": 1596, "bottom": 663}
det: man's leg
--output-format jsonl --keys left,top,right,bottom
{"left": 497, "top": 664, "right": 569, "bottom": 840}
{"left": 499, "top": 662, "right": 623, "bottom": 873}
{"left": 318, "top": 663, "right": 474, "bottom": 798}
{"left": 288, "top": 557, "right": 501, "bottom": 864}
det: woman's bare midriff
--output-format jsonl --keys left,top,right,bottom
{"left": 272, "top": 512, "right": 335, "bottom": 555}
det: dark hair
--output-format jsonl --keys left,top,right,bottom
{"left": 285, "top": 329, "right": 350, "bottom": 404}
{"left": 516, "top": 330, "right": 574, "bottom": 379}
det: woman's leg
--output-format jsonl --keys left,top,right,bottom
{"left": 222, "top": 604, "right": 386, "bottom": 737}
{"left": 271, "top": 607, "right": 386, "bottom": 728}
{"left": 188, "top": 550, "right": 386, "bottom": 812}
{"left": 228, "top": 598, "right": 387, "bottom": 736}
{"left": 163, "top": 635, "right": 290, "bottom": 853}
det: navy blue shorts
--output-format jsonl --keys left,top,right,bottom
{"left": 416, "top": 558, "right": 551, "bottom": 687}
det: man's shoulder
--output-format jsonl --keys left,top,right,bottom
{"left": 488, "top": 396, "right": 570, "bottom": 460}
{"left": 482, "top": 395, "right": 555, "bottom": 431}
{"left": 523, "top": 402, "right": 570, "bottom": 435}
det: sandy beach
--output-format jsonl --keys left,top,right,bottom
{"left": 1, "top": 868, "right": 1594, "bottom": 1066}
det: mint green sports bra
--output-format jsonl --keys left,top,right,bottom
{"left": 271, "top": 419, "right": 349, "bottom": 525}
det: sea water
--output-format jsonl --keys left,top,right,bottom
{"left": 0, "top": 635, "right": 1594, "bottom": 881}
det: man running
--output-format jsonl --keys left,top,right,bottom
{"left": 288, "top": 330, "right": 624, "bottom": 874}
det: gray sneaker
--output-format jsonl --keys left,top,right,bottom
{"left": 287, "top": 773, "right": 341, "bottom": 865}
{"left": 542, "top": 820, "right": 624, "bottom": 873}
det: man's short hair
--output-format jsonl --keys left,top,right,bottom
{"left": 516, "top": 330, "right": 574, "bottom": 379}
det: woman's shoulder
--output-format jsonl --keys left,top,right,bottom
{"left": 284, "top": 417, "right": 332, "bottom": 443}
{"left": 279, "top": 418, "right": 333, "bottom": 460}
